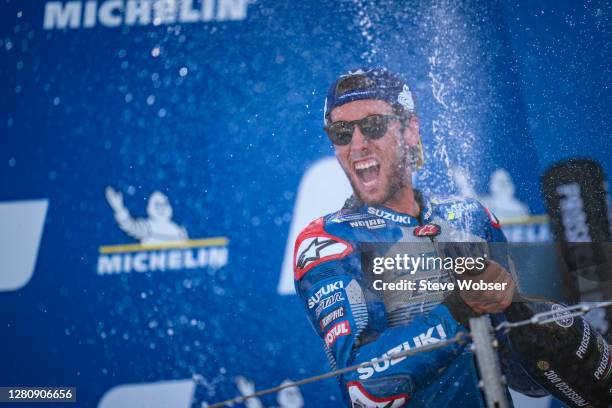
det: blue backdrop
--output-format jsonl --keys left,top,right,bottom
{"left": 1, "top": 0, "right": 610, "bottom": 406}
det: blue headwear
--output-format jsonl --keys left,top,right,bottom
{"left": 323, "top": 67, "right": 416, "bottom": 126}
{"left": 323, "top": 67, "right": 423, "bottom": 169}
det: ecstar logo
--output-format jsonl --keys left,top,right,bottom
{"left": 315, "top": 292, "right": 344, "bottom": 318}
{"left": 308, "top": 281, "right": 343, "bottom": 309}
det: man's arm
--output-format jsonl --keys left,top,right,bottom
{"left": 294, "top": 218, "right": 470, "bottom": 406}
{"left": 454, "top": 202, "right": 612, "bottom": 406}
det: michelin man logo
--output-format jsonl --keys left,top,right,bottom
{"left": 98, "top": 187, "right": 229, "bottom": 275}
{"left": 479, "top": 169, "right": 529, "bottom": 221}
{"left": 105, "top": 186, "right": 188, "bottom": 244}
{"left": 451, "top": 167, "right": 529, "bottom": 220}
{"left": 450, "top": 167, "right": 551, "bottom": 242}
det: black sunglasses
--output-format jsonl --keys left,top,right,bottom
{"left": 324, "top": 114, "right": 403, "bottom": 146}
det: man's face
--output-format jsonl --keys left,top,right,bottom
{"left": 330, "top": 99, "right": 419, "bottom": 206}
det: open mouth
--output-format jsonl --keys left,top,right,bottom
{"left": 354, "top": 158, "right": 380, "bottom": 187}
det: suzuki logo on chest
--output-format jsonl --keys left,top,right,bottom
{"left": 367, "top": 207, "right": 413, "bottom": 225}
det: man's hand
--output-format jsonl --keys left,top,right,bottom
{"left": 457, "top": 260, "right": 515, "bottom": 313}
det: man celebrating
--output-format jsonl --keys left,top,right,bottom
{"left": 293, "top": 67, "right": 612, "bottom": 407}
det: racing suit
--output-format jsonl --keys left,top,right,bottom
{"left": 294, "top": 192, "right": 612, "bottom": 407}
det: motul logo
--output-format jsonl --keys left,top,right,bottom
{"left": 324, "top": 321, "right": 350, "bottom": 347}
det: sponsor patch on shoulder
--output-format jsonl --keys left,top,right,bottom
{"left": 413, "top": 224, "right": 441, "bottom": 237}
{"left": 294, "top": 218, "right": 353, "bottom": 280}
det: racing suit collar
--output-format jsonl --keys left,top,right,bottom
{"left": 343, "top": 190, "right": 433, "bottom": 226}
{"left": 414, "top": 190, "right": 434, "bottom": 223}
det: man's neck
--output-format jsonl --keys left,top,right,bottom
{"left": 381, "top": 186, "right": 420, "bottom": 217}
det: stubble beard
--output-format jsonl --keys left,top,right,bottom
{"left": 347, "top": 141, "right": 412, "bottom": 207}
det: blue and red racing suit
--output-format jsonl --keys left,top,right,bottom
{"left": 294, "top": 192, "right": 612, "bottom": 407}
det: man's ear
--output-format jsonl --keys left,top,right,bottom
{"left": 403, "top": 115, "right": 420, "bottom": 146}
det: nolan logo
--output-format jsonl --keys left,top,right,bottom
{"left": 349, "top": 218, "right": 386, "bottom": 230}
{"left": 413, "top": 224, "right": 441, "bottom": 237}
{"left": 324, "top": 321, "right": 350, "bottom": 347}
